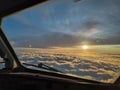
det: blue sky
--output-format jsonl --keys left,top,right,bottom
{"left": 2, "top": 0, "right": 120, "bottom": 48}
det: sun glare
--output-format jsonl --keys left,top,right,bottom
{"left": 82, "top": 45, "right": 89, "bottom": 50}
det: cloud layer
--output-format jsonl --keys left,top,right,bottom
{"left": 16, "top": 46, "right": 120, "bottom": 83}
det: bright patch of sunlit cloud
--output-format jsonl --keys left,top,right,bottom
{"left": 82, "top": 45, "right": 89, "bottom": 50}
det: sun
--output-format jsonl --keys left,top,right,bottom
{"left": 82, "top": 45, "right": 89, "bottom": 50}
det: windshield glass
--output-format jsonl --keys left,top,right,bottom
{"left": 2, "top": 0, "right": 120, "bottom": 83}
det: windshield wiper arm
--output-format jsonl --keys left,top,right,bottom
{"left": 22, "top": 62, "right": 64, "bottom": 73}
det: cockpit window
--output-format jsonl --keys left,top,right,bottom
{"left": 0, "top": 48, "right": 5, "bottom": 69}
{"left": 1, "top": 0, "right": 120, "bottom": 83}
{"left": 0, "top": 57, "right": 5, "bottom": 69}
